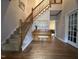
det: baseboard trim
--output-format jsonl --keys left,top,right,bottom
{"left": 22, "top": 39, "right": 32, "bottom": 51}
{"left": 56, "top": 36, "right": 78, "bottom": 48}
{"left": 55, "top": 36, "right": 65, "bottom": 43}
{"left": 67, "top": 40, "right": 78, "bottom": 48}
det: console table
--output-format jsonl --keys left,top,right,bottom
{"left": 32, "top": 30, "right": 52, "bottom": 42}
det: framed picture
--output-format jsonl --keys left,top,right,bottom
{"left": 19, "top": 0, "right": 25, "bottom": 11}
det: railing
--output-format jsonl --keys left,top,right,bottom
{"left": 19, "top": 0, "right": 62, "bottom": 51}
{"left": 19, "top": 11, "right": 33, "bottom": 51}
{"left": 33, "top": 0, "right": 50, "bottom": 18}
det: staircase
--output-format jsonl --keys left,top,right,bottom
{"left": 2, "top": 0, "right": 62, "bottom": 52}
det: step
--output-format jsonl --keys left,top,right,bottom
{"left": 10, "top": 34, "right": 20, "bottom": 39}
{"left": 2, "top": 38, "right": 21, "bottom": 51}
{"left": 14, "top": 30, "right": 20, "bottom": 35}
{"left": 9, "top": 38, "right": 21, "bottom": 45}
{"left": 2, "top": 42, "right": 20, "bottom": 51}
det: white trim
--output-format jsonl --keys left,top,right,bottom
{"left": 56, "top": 36, "right": 65, "bottom": 42}
{"left": 56, "top": 36, "right": 78, "bottom": 48}
{"left": 22, "top": 39, "right": 32, "bottom": 51}
{"left": 64, "top": 12, "right": 69, "bottom": 43}
{"left": 68, "top": 40, "right": 78, "bottom": 48}
{"left": 55, "top": 20, "right": 56, "bottom": 37}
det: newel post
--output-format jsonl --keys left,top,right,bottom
{"left": 32, "top": 8, "right": 33, "bottom": 12}
{"left": 19, "top": 19, "right": 23, "bottom": 51}
{"left": 31, "top": 8, "right": 33, "bottom": 23}
{"left": 20, "top": 19, "right": 22, "bottom": 38}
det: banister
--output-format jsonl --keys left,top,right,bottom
{"left": 31, "top": 8, "right": 33, "bottom": 23}
{"left": 33, "top": 4, "right": 49, "bottom": 18}
{"left": 26, "top": 12, "right": 32, "bottom": 21}
{"left": 33, "top": 0, "right": 45, "bottom": 10}
{"left": 19, "top": 8, "right": 33, "bottom": 51}
{"left": 19, "top": 19, "right": 23, "bottom": 51}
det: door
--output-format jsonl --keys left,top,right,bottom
{"left": 68, "top": 10, "right": 78, "bottom": 48}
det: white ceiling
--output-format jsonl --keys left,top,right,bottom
{"left": 50, "top": 10, "right": 61, "bottom": 16}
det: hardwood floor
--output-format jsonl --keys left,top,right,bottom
{"left": 1, "top": 37, "right": 78, "bottom": 59}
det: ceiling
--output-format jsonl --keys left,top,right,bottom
{"left": 50, "top": 10, "right": 61, "bottom": 16}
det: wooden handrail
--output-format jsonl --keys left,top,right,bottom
{"left": 33, "top": 4, "right": 49, "bottom": 18}
{"left": 26, "top": 9, "right": 33, "bottom": 20}
{"left": 25, "top": 12, "right": 32, "bottom": 21}
{"left": 33, "top": 0, "right": 45, "bottom": 10}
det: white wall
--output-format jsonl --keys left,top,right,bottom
{"left": 2, "top": 0, "right": 24, "bottom": 43}
{"left": 1, "top": 0, "right": 9, "bottom": 20}
{"left": 32, "top": 9, "right": 50, "bottom": 31}
{"left": 56, "top": 0, "right": 78, "bottom": 42}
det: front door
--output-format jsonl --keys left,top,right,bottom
{"left": 68, "top": 10, "right": 78, "bottom": 48}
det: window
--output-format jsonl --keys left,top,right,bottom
{"left": 68, "top": 10, "right": 78, "bottom": 43}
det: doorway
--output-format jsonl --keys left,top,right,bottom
{"left": 49, "top": 16, "right": 56, "bottom": 39}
